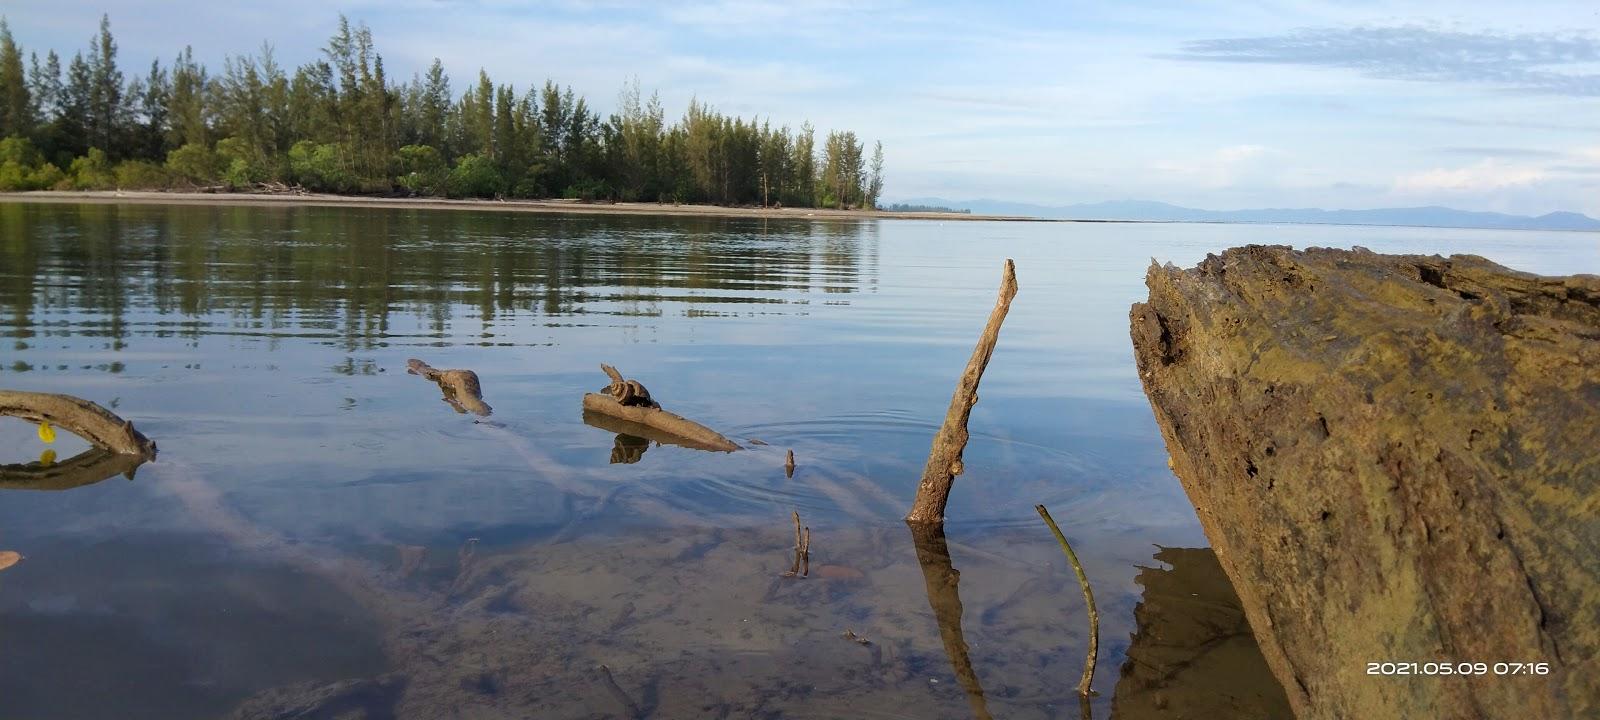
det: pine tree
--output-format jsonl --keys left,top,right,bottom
{"left": 0, "top": 18, "right": 33, "bottom": 138}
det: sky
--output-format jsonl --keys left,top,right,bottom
{"left": 3, "top": 0, "right": 1599, "bottom": 216}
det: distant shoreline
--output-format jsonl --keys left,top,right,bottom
{"left": 0, "top": 191, "right": 1086, "bottom": 223}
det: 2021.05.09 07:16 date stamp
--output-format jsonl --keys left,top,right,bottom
{"left": 1366, "top": 662, "right": 1551, "bottom": 676}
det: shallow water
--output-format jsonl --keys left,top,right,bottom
{"left": 0, "top": 202, "right": 1594, "bottom": 718}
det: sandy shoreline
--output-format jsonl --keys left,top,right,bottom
{"left": 0, "top": 190, "right": 1074, "bottom": 223}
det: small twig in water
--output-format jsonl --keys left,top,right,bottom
{"left": 1036, "top": 504, "right": 1098, "bottom": 698}
{"left": 801, "top": 526, "right": 811, "bottom": 578}
{"left": 595, "top": 664, "right": 644, "bottom": 719}
{"left": 842, "top": 628, "right": 872, "bottom": 646}
{"left": 783, "top": 511, "right": 803, "bottom": 577}
{"left": 785, "top": 449, "right": 796, "bottom": 478}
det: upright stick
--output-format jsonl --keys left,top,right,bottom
{"left": 906, "top": 260, "right": 1018, "bottom": 524}
{"left": 1036, "top": 504, "right": 1099, "bottom": 697}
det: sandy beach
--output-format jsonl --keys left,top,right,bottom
{"left": 0, "top": 190, "right": 1068, "bottom": 222}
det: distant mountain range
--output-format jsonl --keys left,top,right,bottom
{"left": 891, "top": 198, "right": 1600, "bottom": 231}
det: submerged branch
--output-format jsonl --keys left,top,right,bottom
{"left": 908, "top": 521, "right": 994, "bottom": 720}
{"left": 1037, "top": 504, "right": 1099, "bottom": 697}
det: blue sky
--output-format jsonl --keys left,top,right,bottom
{"left": 5, "top": 1, "right": 1599, "bottom": 215}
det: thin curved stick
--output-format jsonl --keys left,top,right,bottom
{"left": 1037, "top": 504, "right": 1098, "bottom": 697}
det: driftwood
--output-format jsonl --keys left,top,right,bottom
{"left": 580, "top": 410, "right": 731, "bottom": 455}
{"left": 406, "top": 359, "right": 492, "bottom": 416}
{"left": 582, "top": 364, "right": 738, "bottom": 452}
{"left": 0, "top": 390, "right": 157, "bottom": 457}
{"left": 784, "top": 449, "right": 796, "bottom": 478}
{"left": 906, "top": 259, "right": 1017, "bottom": 524}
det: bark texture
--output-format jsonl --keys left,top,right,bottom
{"left": 581, "top": 395, "right": 739, "bottom": 453}
{"left": 0, "top": 390, "right": 158, "bottom": 456}
{"left": 1130, "top": 245, "right": 1599, "bottom": 719}
{"left": 907, "top": 259, "right": 1017, "bottom": 524}
{"left": 406, "top": 359, "right": 492, "bottom": 416}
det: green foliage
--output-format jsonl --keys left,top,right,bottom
{"left": 113, "top": 159, "right": 168, "bottom": 188}
{"left": 68, "top": 147, "right": 115, "bottom": 188}
{"left": 216, "top": 136, "right": 267, "bottom": 189}
{"left": 395, "top": 143, "right": 446, "bottom": 195}
{"left": 165, "top": 142, "right": 219, "bottom": 185}
{"left": 288, "top": 140, "right": 358, "bottom": 193}
{"left": 7, "top": 15, "right": 884, "bottom": 207}
{"left": 0, "top": 136, "right": 63, "bottom": 190}
{"left": 446, "top": 153, "right": 501, "bottom": 198}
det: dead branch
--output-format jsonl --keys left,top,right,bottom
{"left": 1037, "top": 504, "right": 1099, "bottom": 697}
{"left": 785, "top": 449, "right": 796, "bottom": 478}
{"left": 406, "top": 359, "right": 492, "bottom": 416}
{"left": 584, "top": 364, "right": 735, "bottom": 451}
{"left": 0, "top": 390, "right": 157, "bottom": 457}
{"left": 906, "top": 259, "right": 1018, "bottom": 524}
{"left": 580, "top": 396, "right": 737, "bottom": 451}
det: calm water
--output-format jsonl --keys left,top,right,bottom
{"left": 0, "top": 202, "right": 1594, "bottom": 719}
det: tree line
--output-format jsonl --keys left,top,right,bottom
{"left": 0, "top": 15, "right": 885, "bottom": 208}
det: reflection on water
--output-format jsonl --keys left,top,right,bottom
{"left": 3, "top": 201, "right": 1594, "bottom": 717}
{"left": 0, "top": 445, "right": 149, "bottom": 491}
{"left": 1113, "top": 548, "right": 1293, "bottom": 718}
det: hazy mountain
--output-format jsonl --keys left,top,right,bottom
{"left": 891, "top": 198, "right": 1600, "bottom": 231}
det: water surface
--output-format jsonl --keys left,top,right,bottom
{"left": 1, "top": 202, "right": 1594, "bottom": 718}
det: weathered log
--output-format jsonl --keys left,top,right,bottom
{"left": 906, "top": 259, "right": 1018, "bottom": 524}
{"left": 0, "top": 447, "right": 150, "bottom": 491}
{"left": 581, "top": 394, "right": 739, "bottom": 452}
{"left": 1130, "top": 246, "right": 1600, "bottom": 719}
{"left": 580, "top": 409, "right": 731, "bottom": 454}
{"left": 406, "top": 359, "right": 492, "bottom": 416}
{"left": 0, "top": 390, "right": 157, "bottom": 457}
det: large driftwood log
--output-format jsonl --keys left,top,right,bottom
{"left": 1130, "top": 246, "right": 1599, "bottom": 719}
{"left": 0, "top": 390, "right": 157, "bottom": 456}
{"left": 406, "top": 359, "right": 492, "bottom": 416}
{"left": 906, "top": 259, "right": 1018, "bottom": 524}
{"left": 582, "top": 364, "right": 739, "bottom": 452}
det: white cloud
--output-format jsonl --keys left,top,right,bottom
{"left": 1392, "top": 159, "right": 1546, "bottom": 193}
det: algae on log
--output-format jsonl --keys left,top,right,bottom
{"left": 1129, "top": 245, "right": 1599, "bottom": 719}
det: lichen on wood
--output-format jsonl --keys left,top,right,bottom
{"left": 1130, "top": 245, "right": 1600, "bottom": 719}
{"left": 906, "top": 259, "right": 1018, "bottom": 524}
